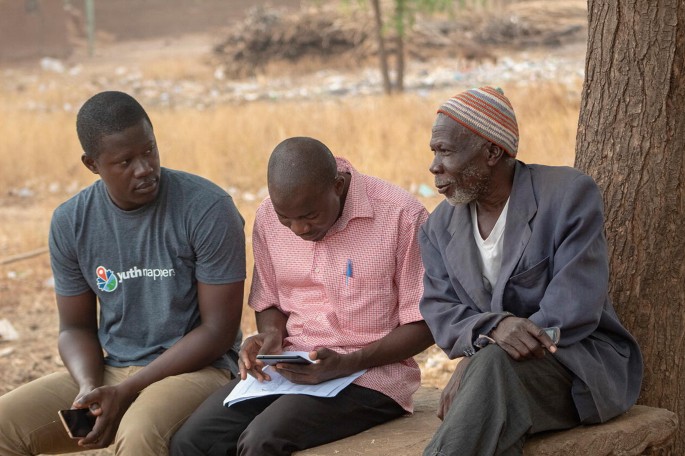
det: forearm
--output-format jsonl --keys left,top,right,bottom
{"left": 255, "top": 306, "right": 289, "bottom": 340}
{"left": 58, "top": 329, "right": 105, "bottom": 391}
{"left": 345, "top": 321, "right": 434, "bottom": 372}
{"left": 117, "top": 319, "right": 240, "bottom": 397}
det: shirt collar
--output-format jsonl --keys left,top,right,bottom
{"left": 326, "top": 157, "right": 374, "bottom": 236}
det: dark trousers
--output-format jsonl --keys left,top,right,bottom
{"left": 170, "top": 378, "right": 405, "bottom": 456}
{"left": 424, "top": 345, "right": 581, "bottom": 456}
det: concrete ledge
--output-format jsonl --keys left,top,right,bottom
{"left": 296, "top": 387, "right": 678, "bottom": 456}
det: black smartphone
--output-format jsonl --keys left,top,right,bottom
{"left": 58, "top": 409, "right": 96, "bottom": 439}
{"left": 543, "top": 327, "right": 561, "bottom": 345}
{"left": 256, "top": 354, "right": 313, "bottom": 365}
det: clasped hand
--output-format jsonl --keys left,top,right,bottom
{"left": 490, "top": 316, "right": 557, "bottom": 360}
{"left": 71, "top": 384, "right": 135, "bottom": 448}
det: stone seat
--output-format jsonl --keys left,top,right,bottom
{"left": 296, "top": 386, "right": 678, "bottom": 456}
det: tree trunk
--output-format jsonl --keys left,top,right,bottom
{"left": 394, "top": 0, "right": 406, "bottom": 92}
{"left": 575, "top": 0, "right": 685, "bottom": 454}
{"left": 370, "top": 0, "right": 392, "bottom": 94}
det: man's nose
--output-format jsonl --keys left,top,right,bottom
{"left": 133, "top": 157, "right": 153, "bottom": 177}
{"left": 429, "top": 156, "right": 442, "bottom": 175}
{"left": 290, "top": 220, "right": 310, "bottom": 236}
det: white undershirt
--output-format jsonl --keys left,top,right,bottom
{"left": 471, "top": 198, "right": 509, "bottom": 293}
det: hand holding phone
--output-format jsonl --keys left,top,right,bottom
{"left": 543, "top": 327, "right": 561, "bottom": 345}
{"left": 58, "top": 408, "right": 96, "bottom": 439}
{"left": 256, "top": 353, "right": 314, "bottom": 365}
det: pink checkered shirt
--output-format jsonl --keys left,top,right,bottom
{"left": 249, "top": 158, "right": 429, "bottom": 412}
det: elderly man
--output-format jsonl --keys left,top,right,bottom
{"left": 419, "top": 86, "right": 643, "bottom": 455}
{"left": 170, "top": 136, "right": 433, "bottom": 456}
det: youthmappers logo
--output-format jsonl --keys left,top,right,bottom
{"left": 95, "top": 265, "right": 176, "bottom": 292}
{"left": 96, "top": 265, "right": 118, "bottom": 292}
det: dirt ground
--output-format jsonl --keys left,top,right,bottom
{"left": 0, "top": 1, "right": 584, "bottom": 454}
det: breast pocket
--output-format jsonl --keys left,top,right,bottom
{"left": 503, "top": 257, "right": 550, "bottom": 316}
{"left": 338, "top": 276, "right": 396, "bottom": 334}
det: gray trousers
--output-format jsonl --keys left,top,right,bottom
{"left": 424, "top": 345, "right": 580, "bottom": 456}
{"left": 170, "top": 379, "right": 404, "bottom": 456}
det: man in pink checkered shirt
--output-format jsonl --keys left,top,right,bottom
{"left": 171, "top": 136, "right": 434, "bottom": 456}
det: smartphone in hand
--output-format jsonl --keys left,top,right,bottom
{"left": 543, "top": 327, "right": 561, "bottom": 345}
{"left": 58, "top": 409, "right": 95, "bottom": 439}
{"left": 256, "top": 354, "right": 314, "bottom": 365}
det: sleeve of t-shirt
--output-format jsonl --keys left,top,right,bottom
{"left": 49, "top": 207, "right": 91, "bottom": 296}
{"left": 395, "top": 201, "right": 430, "bottom": 326}
{"left": 192, "top": 195, "right": 246, "bottom": 284}
{"left": 247, "top": 202, "right": 281, "bottom": 313}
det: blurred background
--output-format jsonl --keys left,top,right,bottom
{"left": 0, "top": 0, "right": 588, "bottom": 416}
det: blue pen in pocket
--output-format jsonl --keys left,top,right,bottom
{"left": 345, "top": 259, "right": 353, "bottom": 285}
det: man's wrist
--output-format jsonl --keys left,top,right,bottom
{"left": 473, "top": 312, "right": 514, "bottom": 349}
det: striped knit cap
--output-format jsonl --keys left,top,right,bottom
{"left": 437, "top": 86, "right": 519, "bottom": 157}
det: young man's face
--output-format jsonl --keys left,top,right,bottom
{"left": 82, "top": 118, "right": 161, "bottom": 211}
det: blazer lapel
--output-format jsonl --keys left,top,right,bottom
{"left": 491, "top": 162, "right": 537, "bottom": 312}
{"left": 445, "top": 203, "right": 493, "bottom": 312}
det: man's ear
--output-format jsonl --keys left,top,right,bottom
{"left": 81, "top": 154, "right": 99, "bottom": 175}
{"left": 333, "top": 172, "right": 346, "bottom": 196}
{"left": 486, "top": 144, "right": 505, "bottom": 165}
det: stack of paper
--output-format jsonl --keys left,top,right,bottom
{"left": 224, "top": 364, "right": 366, "bottom": 407}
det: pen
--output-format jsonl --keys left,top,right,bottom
{"left": 345, "top": 259, "right": 353, "bottom": 285}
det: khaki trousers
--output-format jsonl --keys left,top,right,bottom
{"left": 0, "top": 365, "right": 231, "bottom": 456}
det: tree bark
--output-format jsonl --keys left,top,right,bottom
{"left": 370, "top": 0, "right": 392, "bottom": 94}
{"left": 394, "top": 0, "right": 406, "bottom": 92}
{"left": 575, "top": 0, "right": 685, "bottom": 454}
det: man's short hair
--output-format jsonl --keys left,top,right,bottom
{"left": 267, "top": 137, "right": 338, "bottom": 193}
{"left": 76, "top": 91, "right": 152, "bottom": 158}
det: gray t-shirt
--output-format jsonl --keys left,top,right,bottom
{"left": 49, "top": 168, "right": 245, "bottom": 373}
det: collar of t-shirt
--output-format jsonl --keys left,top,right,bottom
{"left": 470, "top": 198, "right": 510, "bottom": 292}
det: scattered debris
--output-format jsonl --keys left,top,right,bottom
{"left": 0, "top": 247, "right": 50, "bottom": 266}
{"left": 0, "top": 318, "right": 19, "bottom": 342}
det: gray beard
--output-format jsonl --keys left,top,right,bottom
{"left": 446, "top": 187, "right": 479, "bottom": 205}
{"left": 445, "top": 165, "right": 491, "bottom": 206}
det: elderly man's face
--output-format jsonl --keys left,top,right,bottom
{"left": 429, "top": 114, "right": 492, "bottom": 205}
{"left": 270, "top": 176, "right": 345, "bottom": 242}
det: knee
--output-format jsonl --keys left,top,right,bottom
{"left": 236, "top": 424, "right": 264, "bottom": 453}
{"left": 461, "top": 345, "right": 515, "bottom": 386}
{"left": 472, "top": 344, "right": 512, "bottom": 369}
{"left": 0, "top": 394, "right": 31, "bottom": 455}
{"left": 237, "top": 423, "right": 281, "bottom": 455}
{"left": 169, "top": 421, "right": 204, "bottom": 456}
{"left": 115, "top": 418, "right": 167, "bottom": 455}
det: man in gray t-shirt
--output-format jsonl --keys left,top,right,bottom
{"left": 0, "top": 91, "right": 245, "bottom": 456}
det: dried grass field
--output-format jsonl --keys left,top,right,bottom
{"left": 0, "top": 6, "right": 583, "bottom": 452}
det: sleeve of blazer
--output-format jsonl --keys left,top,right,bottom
{"left": 419, "top": 222, "right": 511, "bottom": 358}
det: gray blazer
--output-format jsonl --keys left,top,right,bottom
{"left": 419, "top": 161, "right": 643, "bottom": 423}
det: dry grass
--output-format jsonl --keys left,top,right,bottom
{"left": 0, "top": 83, "right": 579, "bottom": 200}
{"left": 0, "top": 79, "right": 580, "bottom": 336}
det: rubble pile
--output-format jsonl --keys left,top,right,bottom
{"left": 213, "top": 7, "right": 372, "bottom": 78}
{"left": 212, "top": 2, "right": 588, "bottom": 78}
{"left": 479, "top": 0, "right": 588, "bottom": 46}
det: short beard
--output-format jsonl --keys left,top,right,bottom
{"left": 445, "top": 163, "right": 490, "bottom": 206}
